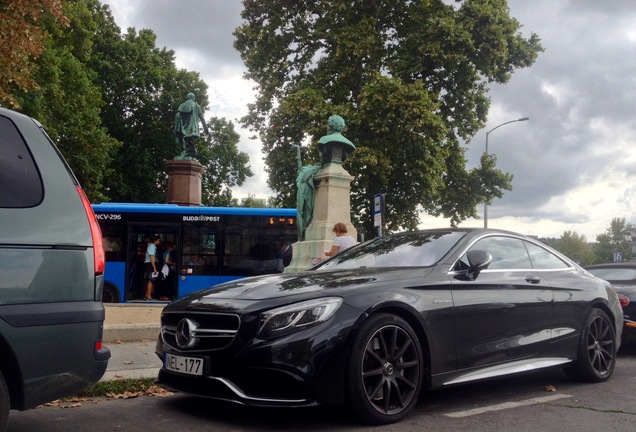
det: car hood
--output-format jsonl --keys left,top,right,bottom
{"left": 182, "top": 267, "right": 434, "bottom": 303}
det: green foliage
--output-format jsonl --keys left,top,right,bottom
{"left": 87, "top": 6, "right": 209, "bottom": 203}
{"left": 234, "top": 0, "right": 543, "bottom": 237}
{"left": 198, "top": 117, "right": 254, "bottom": 206}
{"left": 15, "top": 0, "right": 120, "bottom": 201}
{"left": 240, "top": 194, "right": 267, "bottom": 208}
{"left": 557, "top": 231, "right": 595, "bottom": 266}
{"left": 7, "top": 0, "right": 252, "bottom": 205}
{"left": 0, "top": 0, "right": 67, "bottom": 108}
{"left": 594, "top": 218, "right": 634, "bottom": 263}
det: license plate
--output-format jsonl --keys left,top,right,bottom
{"left": 164, "top": 353, "right": 204, "bottom": 376}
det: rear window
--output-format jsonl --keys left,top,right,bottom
{"left": 0, "top": 115, "right": 43, "bottom": 208}
{"left": 587, "top": 267, "right": 636, "bottom": 282}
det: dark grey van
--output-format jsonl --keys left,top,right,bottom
{"left": 0, "top": 107, "right": 110, "bottom": 431}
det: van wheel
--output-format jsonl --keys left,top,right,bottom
{"left": 345, "top": 313, "right": 423, "bottom": 424}
{"left": 0, "top": 370, "right": 9, "bottom": 432}
{"left": 102, "top": 284, "right": 120, "bottom": 303}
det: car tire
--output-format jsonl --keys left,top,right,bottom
{"left": 345, "top": 313, "right": 423, "bottom": 424}
{"left": 0, "top": 370, "right": 9, "bottom": 432}
{"left": 564, "top": 308, "right": 617, "bottom": 382}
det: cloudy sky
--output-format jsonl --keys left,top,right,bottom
{"left": 101, "top": 0, "right": 636, "bottom": 240}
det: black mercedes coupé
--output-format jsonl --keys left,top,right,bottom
{"left": 156, "top": 228, "right": 623, "bottom": 424}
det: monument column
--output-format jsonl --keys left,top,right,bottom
{"left": 165, "top": 159, "right": 205, "bottom": 206}
{"left": 285, "top": 115, "right": 357, "bottom": 272}
{"left": 304, "top": 163, "right": 356, "bottom": 241}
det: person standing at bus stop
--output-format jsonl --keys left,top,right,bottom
{"left": 144, "top": 235, "right": 161, "bottom": 300}
{"left": 160, "top": 242, "right": 176, "bottom": 301}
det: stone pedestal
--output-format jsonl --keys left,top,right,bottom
{"left": 165, "top": 159, "right": 205, "bottom": 206}
{"left": 285, "top": 162, "right": 357, "bottom": 272}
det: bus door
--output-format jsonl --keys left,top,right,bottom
{"left": 178, "top": 222, "right": 221, "bottom": 297}
{"left": 127, "top": 224, "right": 179, "bottom": 301}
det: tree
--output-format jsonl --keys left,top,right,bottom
{"left": 85, "top": 3, "right": 253, "bottom": 204}
{"left": 198, "top": 117, "right": 254, "bottom": 207}
{"left": 240, "top": 194, "right": 267, "bottom": 208}
{"left": 594, "top": 217, "right": 634, "bottom": 263}
{"left": 3, "top": 1, "right": 253, "bottom": 204}
{"left": 557, "top": 231, "right": 595, "bottom": 266}
{"left": 88, "top": 19, "right": 205, "bottom": 202}
{"left": 0, "top": 0, "right": 67, "bottom": 108}
{"left": 14, "top": 0, "right": 119, "bottom": 201}
{"left": 234, "top": 0, "right": 542, "bottom": 236}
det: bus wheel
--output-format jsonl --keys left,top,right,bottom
{"left": 102, "top": 284, "right": 120, "bottom": 303}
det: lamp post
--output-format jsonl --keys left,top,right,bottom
{"left": 483, "top": 117, "right": 529, "bottom": 228}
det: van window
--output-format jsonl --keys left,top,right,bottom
{"left": 0, "top": 116, "right": 43, "bottom": 208}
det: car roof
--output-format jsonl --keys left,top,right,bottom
{"left": 585, "top": 262, "right": 636, "bottom": 269}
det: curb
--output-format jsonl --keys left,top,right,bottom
{"left": 104, "top": 323, "right": 160, "bottom": 343}
{"left": 100, "top": 367, "right": 161, "bottom": 382}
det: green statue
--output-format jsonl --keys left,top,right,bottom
{"left": 317, "top": 114, "right": 355, "bottom": 164}
{"left": 174, "top": 92, "right": 209, "bottom": 159}
{"left": 294, "top": 144, "right": 321, "bottom": 241}
{"left": 294, "top": 115, "right": 356, "bottom": 241}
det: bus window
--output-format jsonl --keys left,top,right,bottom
{"left": 182, "top": 224, "right": 219, "bottom": 275}
{"left": 223, "top": 215, "right": 293, "bottom": 277}
{"left": 97, "top": 218, "right": 125, "bottom": 262}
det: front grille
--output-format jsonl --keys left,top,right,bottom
{"left": 161, "top": 311, "right": 240, "bottom": 352}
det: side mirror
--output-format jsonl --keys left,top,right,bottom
{"left": 465, "top": 250, "right": 492, "bottom": 280}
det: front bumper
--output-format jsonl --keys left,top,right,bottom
{"left": 154, "top": 306, "right": 362, "bottom": 407}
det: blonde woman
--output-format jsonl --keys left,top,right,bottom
{"left": 325, "top": 223, "right": 357, "bottom": 257}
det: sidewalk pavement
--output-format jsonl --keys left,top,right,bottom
{"left": 101, "top": 304, "right": 165, "bottom": 382}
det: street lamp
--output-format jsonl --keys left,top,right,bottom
{"left": 483, "top": 117, "right": 529, "bottom": 228}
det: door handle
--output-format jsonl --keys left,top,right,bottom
{"left": 525, "top": 275, "right": 541, "bottom": 284}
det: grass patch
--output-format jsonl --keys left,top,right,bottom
{"left": 78, "top": 378, "right": 157, "bottom": 397}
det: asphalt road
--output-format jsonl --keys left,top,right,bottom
{"left": 8, "top": 345, "right": 636, "bottom": 432}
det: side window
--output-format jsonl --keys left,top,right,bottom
{"left": 98, "top": 219, "right": 125, "bottom": 262}
{"left": 468, "top": 236, "right": 532, "bottom": 270}
{"left": 0, "top": 116, "right": 43, "bottom": 207}
{"left": 524, "top": 241, "right": 569, "bottom": 270}
{"left": 182, "top": 224, "right": 219, "bottom": 275}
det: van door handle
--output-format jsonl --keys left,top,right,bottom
{"left": 525, "top": 275, "right": 541, "bottom": 284}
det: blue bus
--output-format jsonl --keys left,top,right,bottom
{"left": 92, "top": 203, "right": 297, "bottom": 303}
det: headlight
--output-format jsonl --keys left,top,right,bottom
{"left": 258, "top": 297, "right": 343, "bottom": 339}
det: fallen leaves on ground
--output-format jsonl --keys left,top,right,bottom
{"left": 146, "top": 385, "right": 174, "bottom": 397}
{"left": 40, "top": 397, "right": 100, "bottom": 409}
{"left": 37, "top": 385, "right": 174, "bottom": 408}
{"left": 106, "top": 385, "right": 174, "bottom": 399}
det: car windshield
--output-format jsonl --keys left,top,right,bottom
{"left": 587, "top": 267, "right": 636, "bottom": 282}
{"left": 315, "top": 230, "right": 466, "bottom": 270}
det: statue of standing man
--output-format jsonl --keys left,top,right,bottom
{"left": 174, "top": 92, "right": 209, "bottom": 159}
